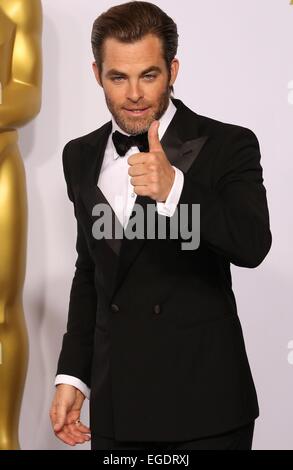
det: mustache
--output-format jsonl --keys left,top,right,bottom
{"left": 121, "top": 103, "right": 151, "bottom": 109}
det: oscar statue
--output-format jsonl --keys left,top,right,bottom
{"left": 0, "top": 0, "right": 42, "bottom": 449}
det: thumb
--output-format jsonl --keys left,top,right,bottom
{"left": 53, "top": 405, "right": 67, "bottom": 432}
{"left": 148, "top": 120, "right": 162, "bottom": 152}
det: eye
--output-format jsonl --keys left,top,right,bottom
{"left": 144, "top": 74, "right": 157, "bottom": 81}
{"left": 111, "top": 77, "right": 125, "bottom": 82}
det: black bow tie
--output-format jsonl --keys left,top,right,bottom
{"left": 112, "top": 130, "right": 149, "bottom": 157}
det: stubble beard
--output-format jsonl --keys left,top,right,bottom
{"left": 104, "top": 85, "right": 171, "bottom": 136}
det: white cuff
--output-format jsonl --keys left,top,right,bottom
{"left": 55, "top": 374, "right": 91, "bottom": 400}
{"left": 156, "top": 166, "right": 184, "bottom": 217}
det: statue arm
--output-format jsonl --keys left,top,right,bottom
{"left": 0, "top": 0, "right": 42, "bottom": 128}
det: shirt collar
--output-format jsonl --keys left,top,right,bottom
{"left": 111, "top": 98, "right": 177, "bottom": 160}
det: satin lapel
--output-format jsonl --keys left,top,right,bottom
{"left": 113, "top": 100, "right": 209, "bottom": 296}
{"left": 114, "top": 193, "right": 153, "bottom": 294}
{"left": 79, "top": 122, "right": 124, "bottom": 257}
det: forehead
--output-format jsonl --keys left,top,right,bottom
{"left": 102, "top": 34, "right": 165, "bottom": 71}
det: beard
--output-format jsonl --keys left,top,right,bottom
{"left": 104, "top": 84, "right": 171, "bottom": 136}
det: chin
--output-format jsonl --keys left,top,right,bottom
{"left": 121, "top": 118, "right": 151, "bottom": 134}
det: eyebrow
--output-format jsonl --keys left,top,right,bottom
{"left": 105, "top": 66, "right": 162, "bottom": 78}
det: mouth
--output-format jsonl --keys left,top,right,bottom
{"left": 123, "top": 107, "right": 150, "bottom": 116}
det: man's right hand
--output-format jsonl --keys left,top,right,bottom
{"left": 49, "top": 384, "right": 91, "bottom": 446}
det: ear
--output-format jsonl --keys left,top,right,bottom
{"left": 92, "top": 62, "right": 103, "bottom": 88}
{"left": 169, "top": 58, "right": 179, "bottom": 88}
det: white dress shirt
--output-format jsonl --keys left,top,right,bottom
{"left": 55, "top": 99, "right": 184, "bottom": 398}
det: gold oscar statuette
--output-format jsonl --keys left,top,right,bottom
{"left": 0, "top": 0, "right": 42, "bottom": 450}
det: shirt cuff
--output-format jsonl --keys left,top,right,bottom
{"left": 55, "top": 374, "right": 91, "bottom": 400}
{"left": 156, "top": 166, "right": 184, "bottom": 217}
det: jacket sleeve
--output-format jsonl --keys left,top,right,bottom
{"left": 176, "top": 127, "right": 272, "bottom": 268}
{"left": 56, "top": 142, "right": 97, "bottom": 388}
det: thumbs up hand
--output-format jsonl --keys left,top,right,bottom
{"left": 127, "top": 120, "right": 175, "bottom": 202}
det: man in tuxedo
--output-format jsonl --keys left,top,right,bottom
{"left": 49, "top": 1, "right": 272, "bottom": 450}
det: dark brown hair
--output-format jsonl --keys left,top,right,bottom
{"left": 91, "top": 1, "right": 179, "bottom": 93}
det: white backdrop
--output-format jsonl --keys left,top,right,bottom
{"left": 18, "top": 0, "right": 293, "bottom": 450}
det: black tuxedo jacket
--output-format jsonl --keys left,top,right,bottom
{"left": 56, "top": 97, "right": 272, "bottom": 442}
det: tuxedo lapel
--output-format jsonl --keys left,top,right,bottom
{"left": 79, "top": 121, "right": 124, "bottom": 257}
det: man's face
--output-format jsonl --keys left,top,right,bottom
{"left": 92, "top": 34, "right": 179, "bottom": 135}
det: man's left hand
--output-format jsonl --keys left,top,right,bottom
{"left": 128, "top": 120, "right": 175, "bottom": 202}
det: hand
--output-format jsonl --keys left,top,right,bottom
{"left": 49, "top": 384, "right": 91, "bottom": 446}
{"left": 128, "top": 120, "right": 175, "bottom": 202}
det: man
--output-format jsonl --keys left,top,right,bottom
{"left": 50, "top": 1, "right": 272, "bottom": 450}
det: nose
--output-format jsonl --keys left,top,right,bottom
{"left": 126, "top": 79, "right": 143, "bottom": 102}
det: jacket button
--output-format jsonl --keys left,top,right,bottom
{"left": 153, "top": 304, "right": 161, "bottom": 315}
{"left": 111, "top": 304, "right": 120, "bottom": 313}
